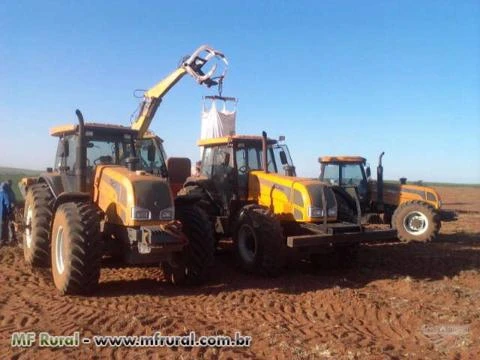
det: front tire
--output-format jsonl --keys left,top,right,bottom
{"left": 23, "top": 183, "right": 54, "bottom": 267}
{"left": 51, "top": 202, "right": 102, "bottom": 295}
{"left": 392, "top": 201, "right": 440, "bottom": 242}
{"left": 163, "top": 205, "right": 214, "bottom": 285}
{"left": 234, "top": 205, "right": 286, "bottom": 276}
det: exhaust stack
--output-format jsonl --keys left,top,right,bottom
{"left": 377, "top": 151, "right": 385, "bottom": 212}
{"left": 75, "top": 109, "right": 87, "bottom": 193}
{"left": 262, "top": 131, "right": 268, "bottom": 173}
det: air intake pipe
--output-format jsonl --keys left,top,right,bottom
{"left": 75, "top": 109, "right": 87, "bottom": 193}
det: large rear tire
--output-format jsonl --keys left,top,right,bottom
{"left": 51, "top": 202, "right": 102, "bottom": 295}
{"left": 23, "top": 183, "right": 54, "bottom": 267}
{"left": 163, "top": 205, "right": 214, "bottom": 285}
{"left": 234, "top": 205, "right": 286, "bottom": 276}
{"left": 392, "top": 201, "right": 440, "bottom": 242}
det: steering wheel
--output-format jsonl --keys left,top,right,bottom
{"left": 238, "top": 165, "right": 250, "bottom": 174}
{"left": 140, "top": 157, "right": 150, "bottom": 169}
{"left": 94, "top": 156, "right": 113, "bottom": 165}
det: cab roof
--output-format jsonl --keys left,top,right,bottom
{"left": 142, "top": 130, "right": 164, "bottom": 143}
{"left": 197, "top": 135, "right": 277, "bottom": 147}
{"left": 319, "top": 156, "right": 366, "bottom": 164}
{"left": 50, "top": 123, "right": 139, "bottom": 137}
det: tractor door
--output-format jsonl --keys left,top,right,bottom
{"left": 200, "top": 145, "right": 235, "bottom": 209}
{"left": 234, "top": 142, "right": 263, "bottom": 200}
{"left": 54, "top": 135, "right": 80, "bottom": 193}
{"left": 136, "top": 138, "right": 168, "bottom": 178}
{"left": 321, "top": 162, "right": 369, "bottom": 208}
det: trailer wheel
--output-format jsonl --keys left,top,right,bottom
{"left": 51, "top": 202, "right": 102, "bottom": 295}
{"left": 164, "top": 205, "right": 214, "bottom": 285}
{"left": 23, "top": 183, "right": 54, "bottom": 267}
{"left": 392, "top": 201, "right": 440, "bottom": 242}
{"left": 234, "top": 205, "right": 286, "bottom": 276}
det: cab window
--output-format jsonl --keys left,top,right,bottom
{"left": 322, "top": 164, "right": 340, "bottom": 185}
{"left": 136, "top": 139, "right": 167, "bottom": 175}
{"left": 201, "top": 147, "right": 214, "bottom": 177}
{"left": 341, "top": 164, "right": 364, "bottom": 186}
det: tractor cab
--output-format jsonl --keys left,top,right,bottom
{"left": 51, "top": 123, "right": 139, "bottom": 193}
{"left": 319, "top": 156, "right": 370, "bottom": 207}
{"left": 195, "top": 135, "right": 296, "bottom": 202}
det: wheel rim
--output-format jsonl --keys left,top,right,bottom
{"left": 403, "top": 211, "right": 429, "bottom": 236}
{"left": 25, "top": 206, "right": 33, "bottom": 248}
{"left": 238, "top": 224, "right": 257, "bottom": 264}
{"left": 55, "top": 226, "right": 65, "bottom": 274}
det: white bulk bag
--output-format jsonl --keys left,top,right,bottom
{"left": 200, "top": 101, "right": 236, "bottom": 140}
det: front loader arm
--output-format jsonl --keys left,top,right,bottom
{"left": 131, "top": 45, "right": 228, "bottom": 138}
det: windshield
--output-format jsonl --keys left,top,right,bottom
{"left": 54, "top": 133, "right": 135, "bottom": 171}
{"left": 86, "top": 133, "right": 134, "bottom": 166}
{"left": 322, "top": 163, "right": 365, "bottom": 186}
{"left": 234, "top": 142, "right": 293, "bottom": 174}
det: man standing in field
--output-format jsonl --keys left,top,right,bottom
{"left": 0, "top": 182, "right": 11, "bottom": 245}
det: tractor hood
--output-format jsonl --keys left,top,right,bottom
{"left": 369, "top": 181, "right": 441, "bottom": 209}
{"left": 248, "top": 171, "right": 338, "bottom": 222}
{"left": 93, "top": 165, "right": 174, "bottom": 226}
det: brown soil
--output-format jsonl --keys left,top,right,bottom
{"left": 1, "top": 187, "right": 479, "bottom": 359}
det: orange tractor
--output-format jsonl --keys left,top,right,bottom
{"left": 319, "top": 153, "right": 456, "bottom": 242}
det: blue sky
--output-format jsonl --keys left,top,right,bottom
{"left": 1, "top": 0, "right": 479, "bottom": 183}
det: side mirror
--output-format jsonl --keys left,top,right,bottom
{"left": 279, "top": 150, "right": 288, "bottom": 165}
{"left": 61, "top": 139, "right": 69, "bottom": 157}
{"left": 366, "top": 166, "right": 371, "bottom": 178}
{"left": 223, "top": 153, "right": 230, "bottom": 166}
{"left": 147, "top": 144, "right": 156, "bottom": 162}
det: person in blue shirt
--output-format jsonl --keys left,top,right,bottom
{"left": 4, "top": 180, "right": 17, "bottom": 243}
{"left": 0, "top": 182, "right": 11, "bottom": 245}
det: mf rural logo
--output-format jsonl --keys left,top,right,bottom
{"left": 11, "top": 332, "right": 83, "bottom": 347}
{"left": 421, "top": 324, "right": 470, "bottom": 349}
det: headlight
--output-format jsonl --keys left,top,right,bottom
{"left": 131, "top": 207, "right": 152, "bottom": 220}
{"left": 327, "top": 206, "right": 337, "bottom": 217}
{"left": 308, "top": 206, "right": 337, "bottom": 218}
{"left": 308, "top": 206, "right": 324, "bottom": 218}
{"left": 159, "top": 207, "right": 175, "bottom": 221}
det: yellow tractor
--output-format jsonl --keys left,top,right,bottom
{"left": 177, "top": 133, "right": 395, "bottom": 275}
{"left": 22, "top": 111, "right": 214, "bottom": 294}
{"left": 318, "top": 153, "right": 455, "bottom": 242}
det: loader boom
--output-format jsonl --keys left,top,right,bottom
{"left": 131, "top": 45, "right": 227, "bottom": 138}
